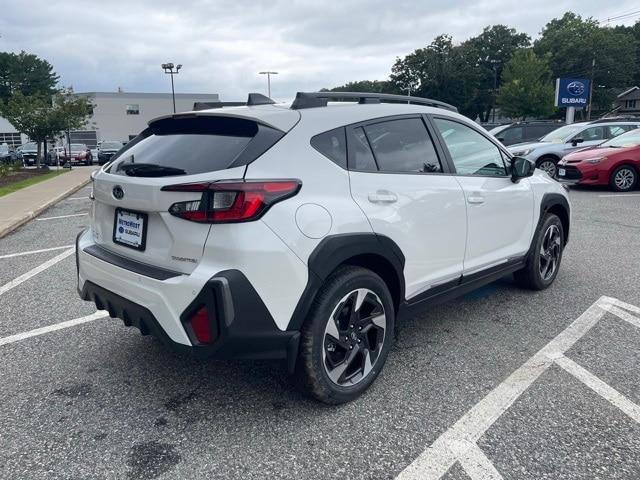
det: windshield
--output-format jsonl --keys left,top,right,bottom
{"left": 489, "top": 125, "right": 510, "bottom": 135}
{"left": 540, "top": 125, "right": 583, "bottom": 142}
{"left": 22, "top": 142, "right": 37, "bottom": 151}
{"left": 101, "top": 141, "right": 122, "bottom": 150}
{"left": 601, "top": 128, "right": 640, "bottom": 148}
{"left": 70, "top": 144, "right": 86, "bottom": 150}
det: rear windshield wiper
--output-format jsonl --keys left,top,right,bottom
{"left": 119, "top": 163, "right": 186, "bottom": 177}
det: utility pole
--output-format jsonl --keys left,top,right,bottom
{"left": 403, "top": 86, "right": 411, "bottom": 104}
{"left": 587, "top": 57, "right": 596, "bottom": 120}
{"left": 258, "top": 71, "right": 278, "bottom": 98}
{"left": 161, "top": 63, "right": 182, "bottom": 113}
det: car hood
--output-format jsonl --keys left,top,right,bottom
{"left": 99, "top": 149, "right": 119, "bottom": 154}
{"left": 507, "top": 141, "right": 551, "bottom": 152}
{"left": 564, "top": 145, "right": 640, "bottom": 160}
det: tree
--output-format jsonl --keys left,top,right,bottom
{"left": 0, "top": 51, "right": 59, "bottom": 104}
{"left": 535, "top": 12, "right": 638, "bottom": 113}
{"left": 496, "top": 49, "right": 556, "bottom": 120}
{"left": 327, "top": 80, "right": 397, "bottom": 93}
{"left": 0, "top": 89, "right": 93, "bottom": 168}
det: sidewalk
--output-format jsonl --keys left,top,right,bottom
{"left": 0, "top": 167, "right": 97, "bottom": 238}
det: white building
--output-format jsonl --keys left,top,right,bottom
{"left": 0, "top": 91, "right": 220, "bottom": 148}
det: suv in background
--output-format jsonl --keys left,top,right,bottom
{"left": 76, "top": 92, "right": 570, "bottom": 403}
{"left": 19, "top": 142, "right": 39, "bottom": 166}
{"left": 508, "top": 119, "right": 640, "bottom": 178}
{"left": 489, "top": 121, "right": 565, "bottom": 146}
{"left": 97, "top": 141, "right": 124, "bottom": 165}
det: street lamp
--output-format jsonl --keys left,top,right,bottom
{"left": 161, "top": 62, "right": 182, "bottom": 113}
{"left": 258, "top": 71, "right": 278, "bottom": 98}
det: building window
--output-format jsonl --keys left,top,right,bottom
{"left": 126, "top": 104, "right": 140, "bottom": 115}
{"left": 0, "top": 132, "right": 22, "bottom": 148}
{"left": 625, "top": 99, "right": 637, "bottom": 109}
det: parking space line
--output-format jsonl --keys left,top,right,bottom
{"left": 396, "top": 297, "right": 609, "bottom": 480}
{"left": 0, "top": 311, "right": 107, "bottom": 347}
{"left": 555, "top": 355, "right": 640, "bottom": 424}
{"left": 598, "top": 194, "right": 640, "bottom": 198}
{"left": 602, "top": 304, "right": 640, "bottom": 329}
{"left": 0, "top": 249, "right": 74, "bottom": 296}
{"left": 36, "top": 213, "right": 88, "bottom": 221}
{"left": 0, "top": 245, "right": 73, "bottom": 260}
{"left": 455, "top": 441, "right": 504, "bottom": 480}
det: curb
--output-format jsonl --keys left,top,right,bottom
{"left": 0, "top": 176, "right": 91, "bottom": 239}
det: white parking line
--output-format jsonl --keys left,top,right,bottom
{"left": 0, "top": 248, "right": 74, "bottom": 296}
{"left": 396, "top": 296, "right": 638, "bottom": 480}
{"left": 598, "top": 194, "right": 640, "bottom": 198}
{"left": 0, "top": 311, "right": 107, "bottom": 347}
{"left": 36, "top": 213, "right": 88, "bottom": 221}
{"left": 0, "top": 245, "right": 74, "bottom": 260}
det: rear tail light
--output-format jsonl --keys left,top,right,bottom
{"left": 184, "top": 306, "right": 213, "bottom": 344}
{"left": 162, "top": 179, "right": 301, "bottom": 223}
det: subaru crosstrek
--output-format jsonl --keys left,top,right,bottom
{"left": 76, "top": 92, "right": 571, "bottom": 403}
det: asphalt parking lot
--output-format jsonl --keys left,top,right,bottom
{"left": 1, "top": 179, "right": 639, "bottom": 479}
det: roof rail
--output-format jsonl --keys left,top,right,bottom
{"left": 290, "top": 91, "right": 458, "bottom": 112}
{"left": 588, "top": 116, "right": 640, "bottom": 124}
{"left": 193, "top": 101, "right": 246, "bottom": 111}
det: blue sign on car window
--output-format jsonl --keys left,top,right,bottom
{"left": 555, "top": 78, "right": 590, "bottom": 107}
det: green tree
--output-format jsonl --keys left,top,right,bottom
{"left": 496, "top": 49, "right": 555, "bottom": 120}
{"left": 535, "top": 12, "right": 638, "bottom": 113}
{"left": 327, "top": 80, "right": 397, "bottom": 93}
{"left": 0, "top": 89, "right": 93, "bottom": 168}
{"left": 0, "top": 51, "right": 59, "bottom": 103}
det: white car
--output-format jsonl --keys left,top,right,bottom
{"left": 76, "top": 92, "right": 571, "bottom": 403}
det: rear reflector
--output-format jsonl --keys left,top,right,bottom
{"left": 163, "top": 179, "right": 301, "bottom": 223}
{"left": 187, "top": 306, "right": 211, "bottom": 344}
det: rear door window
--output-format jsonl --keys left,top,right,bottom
{"left": 363, "top": 118, "right": 442, "bottom": 173}
{"left": 500, "top": 126, "right": 523, "bottom": 144}
{"left": 108, "top": 116, "right": 282, "bottom": 177}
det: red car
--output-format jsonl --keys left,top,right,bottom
{"left": 558, "top": 128, "right": 640, "bottom": 192}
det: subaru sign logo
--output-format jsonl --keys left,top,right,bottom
{"left": 555, "top": 77, "right": 590, "bottom": 107}
{"left": 112, "top": 185, "right": 124, "bottom": 200}
{"left": 567, "top": 81, "right": 585, "bottom": 96}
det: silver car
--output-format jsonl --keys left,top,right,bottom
{"left": 507, "top": 120, "right": 640, "bottom": 178}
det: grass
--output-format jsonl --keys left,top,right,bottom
{"left": 0, "top": 170, "right": 68, "bottom": 198}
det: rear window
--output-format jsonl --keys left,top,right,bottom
{"left": 108, "top": 116, "right": 282, "bottom": 177}
{"left": 310, "top": 127, "right": 347, "bottom": 168}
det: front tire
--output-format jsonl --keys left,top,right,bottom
{"left": 537, "top": 157, "right": 558, "bottom": 179}
{"left": 609, "top": 165, "right": 637, "bottom": 192}
{"left": 514, "top": 213, "right": 564, "bottom": 290}
{"left": 294, "top": 266, "right": 395, "bottom": 404}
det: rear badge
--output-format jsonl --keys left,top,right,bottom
{"left": 171, "top": 255, "right": 197, "bottom": 264}
{"left": 112, "top": 185, "right": 124, "bottom": 200}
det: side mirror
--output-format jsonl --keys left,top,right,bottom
{"left": 570, "top": 138, "right": 584, "bottom": 146}
{"left": 511, "top": 156, "right": 535, "bottom": 183}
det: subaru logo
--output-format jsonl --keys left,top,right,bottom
{"left": 567, "top": 81, "right": 585, "bottom": 96}
{"left": 112, "top": 185, "right": 124, "bottom": 200}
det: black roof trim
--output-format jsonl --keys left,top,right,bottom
{"left": 588, "top": 116, "right": 640, "bottom": 124}
{"left": 247, "top": 93, "right": 276, "bottom": 106}
{"left": 193, "top": 101, "right": 247, "bottom": 111}
{"left": 290, "top": 91, "right": 458, "bottom": 112}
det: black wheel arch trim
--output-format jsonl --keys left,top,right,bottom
{"left": 287, "top": 233, "right": 406, "bottom": 332}
{"left": 537, "top": 193, "right": 570, "bottom": 246}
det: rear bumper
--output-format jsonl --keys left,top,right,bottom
{"left": 76, "top": 229, "right": 300, "bottom": 365}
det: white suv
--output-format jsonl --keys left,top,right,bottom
{"left": 76, "top": 92, "right": 570, "bottom": 403}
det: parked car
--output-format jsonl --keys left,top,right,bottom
{"left": 558, "top": 127, "right": 640, "bottom": 191}
{"left": 19, "top": 142, "right": 39, "bottom": 166}
{"left": 61, "top": 144, "right": 93, "bottom": 166}
{"left": 489, "top": 121, "right": 565, "bottom": 146}
{"left": 46, "top": 146, "right": 66, "bottom": 166}
{"left": 0, "top": 143, "right": 18, "bottom": 164}
{"left": 76, "top": 91, "right": 570, "bottom": 403}
{"left": 97, "top": 141, "right": 124, "bottom": 165}
{"left": 508, "top": 119, "right": 640, "bottom": 178}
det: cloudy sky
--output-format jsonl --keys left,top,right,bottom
{"left": 1, "top": 0, "right": 638, "bottom": 101}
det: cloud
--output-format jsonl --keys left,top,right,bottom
{"left": 0, "top": 0, "right": 638, "bottom": 101}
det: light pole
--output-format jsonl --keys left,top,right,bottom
{"left": 258, "top": 71, "right": 278, "bottom": 98}
{"left": 161, "top": 63, "right": 182, "bottom": 113}
{"left": 402, "top": 86, "right": 412, "bottom": 104}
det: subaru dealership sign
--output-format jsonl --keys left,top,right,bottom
{"left": 555, "top": 78, "right": 590, "bottom": 107}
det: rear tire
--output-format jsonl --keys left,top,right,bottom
{"left": 294, "top": 266, "right": 394, "bottom": 404}
{"left": 514, "top": 213, "right": 564, "bottom": 290}
{"left": 609, "top": 165, "right": 637, "bottom": 192}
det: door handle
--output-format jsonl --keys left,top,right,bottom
{"left": 467, "top": 193, "right": 485, "bottom": 204}
{"left": 368, "top": 190, "right": 397, "bottom": 203}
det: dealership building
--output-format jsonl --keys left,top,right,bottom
{"left": 0, "top": 91, "right": 220, "bottom": 148}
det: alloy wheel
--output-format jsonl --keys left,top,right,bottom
{"left": 539, "top": 160, "right": 557, "bottom": 178}
{"left": 614, "top": 168, "right": 635, "bottom": 191}
{"left": 539, "top": 224, "right": 561, "bottom": 281}
{"left": 323, "top": 288, "right": 386, "bottom": 386}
